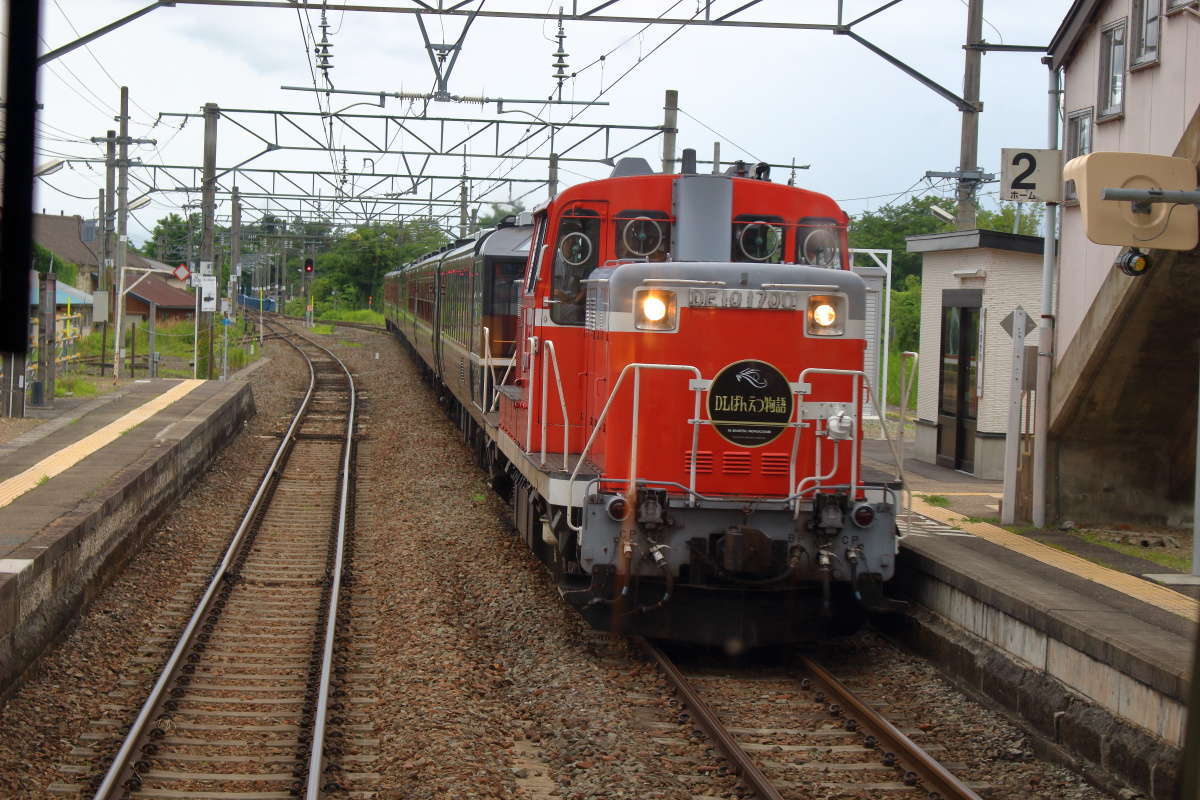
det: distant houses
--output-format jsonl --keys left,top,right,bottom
{"left": 32, "top": 212, "right": 195, "bottom": 331}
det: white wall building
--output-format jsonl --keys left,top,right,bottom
{"left": 908, "top": 231, "right": 1044, "bottom": 480}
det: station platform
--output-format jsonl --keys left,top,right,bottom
{"left": 861, "top": 440, "right": 1192, "bottom": 799}
{"left": 0, "top": 376, "right": 255, "bottom": 698}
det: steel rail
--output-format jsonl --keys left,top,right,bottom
{"left": 90, "top": 324, "right": 354, "bottom": 799}
{"left": 634, "top": 638, "right": 786, "bottom": 800}
{"left": 301, "top": 331, "right": 359, "bottom": 799}
{"left": 798, "top": 656, "right": 984, "bottom": 800}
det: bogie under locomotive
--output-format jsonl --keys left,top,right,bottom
{"left": 383, "top": 156, "right": 900, "bottom": 648}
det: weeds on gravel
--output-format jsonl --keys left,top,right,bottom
{"left": 920, "top": 494, "right": 950, "bottom": 507}
{"left": 1078, "top": 532, "right": 1191, "bottom": 571}
{"left": 311, "top": 324, "right": 336, "bottom": 335}
{"left": 55, "top": 375, "right": 99, "bottom": 398}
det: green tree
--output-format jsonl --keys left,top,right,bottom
{"left": 848, "top": 196, "right": 952, "bottom": 286}
{"left": 33, "top": 242, "right": 79, "bottom": 287}
{"left": 476, "top": 201, "right": 526, "bottom": 231}
{"left": 141, "top": 213, "right": 197, "bottom": 263}
{"left": 977, "top": 201, "right": 1042, "bottom": 237}
{"left": 313, "top": 218, "right": 447, "bottom": 304}
{"left": 889, "top": 274, "right": 922, "bottom": 354}
{"left": 849, "top": 196, "right": 1042, "bottom": 286}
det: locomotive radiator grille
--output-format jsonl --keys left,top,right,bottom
{"left": 722, "top": 451, "right": 752, "bottom": 475}
{"left": 761, "top": 453, "right": 790, "bottom": 476}
{"left": 684, "top": 450, "right": 713, "bottom": 474}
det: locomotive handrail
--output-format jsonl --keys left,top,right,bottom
{"left": 793, "top": 368, "right": 864, "bottom": 505}
{"left": 566, "top": 362, "right": 703, "bottom": 533}
{"left": 525, "top": 336, "right": 537, "bottom": 445}
{"left": 479, "top": 325, "right": 492, "bottom": 415}
{"left": 540, "top": 340, "right": 570, "bottom": 471}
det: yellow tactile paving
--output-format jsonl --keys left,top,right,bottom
{"left": 0, "top": 380, "right": 205, "bottom": 511}
{"left": 909, "top": 496, "right": 1199, "bottom": 622}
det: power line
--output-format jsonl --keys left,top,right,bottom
{"left": 676, "top": 106, "right": 762, "bottom": 163}
{"left": 50, "top": 0, "right": 158, "bottom": 124}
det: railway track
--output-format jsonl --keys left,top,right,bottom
{"left": 52, "top": 322, "right": 370, "bottom": 800}
{"left": 637, "top": 639, "right": 988, "bottom": 800}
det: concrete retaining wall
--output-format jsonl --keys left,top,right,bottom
{"left": 0, "top": 382, "right": 255, "bottom": 699}
{"left": 893, "top": 549, "right": 1185, "bottom": 800}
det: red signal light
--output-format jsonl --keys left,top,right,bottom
{"left": 304, "top": 258, "right": 314, "bottom": 274}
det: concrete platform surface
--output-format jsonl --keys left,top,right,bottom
{"left": 0, "top": 377, "right": 255, "bottom": 697}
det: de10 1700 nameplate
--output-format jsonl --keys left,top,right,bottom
{"left": 686, "top": 288, "right": 803, "bottom": 310}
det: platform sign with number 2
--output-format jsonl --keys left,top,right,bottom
{"left": 1001, "top": 148, "right": 1063, "bottom": 204}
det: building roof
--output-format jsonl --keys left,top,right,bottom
{"left": 127, "top": 274, "right": 195, "bottom": 310}
{"left": 33, "top": 213, "right": 152, "bottom": 271}
{"left": 905, "top": 229, "right": 1045, "bottom": 255}
{"left": 28, "top": 272, "right": 94, "bottom": 306}
{"left": 1047, "top": 0, "right": 1103, "bottom": 72}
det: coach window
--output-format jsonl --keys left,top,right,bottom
{"left": 732, "top": 215, "right": 784, "bottom": 263}
{"left": 550, "top": 208, "right": 600, "bottom": 325}
{"left": 615, "top": 210, "right": 671, "bottom": 262}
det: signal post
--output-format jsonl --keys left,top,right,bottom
{"left": 303, "top": 257, "right": 315, "bottom": 327}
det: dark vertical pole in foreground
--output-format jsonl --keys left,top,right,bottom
{"left": 201, "top": 103, "right": 218, "bottom": 379}
{"left": 0, "top": 2, "right": 41, "bottom": 363}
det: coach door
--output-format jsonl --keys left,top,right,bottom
{"left": 936, "top": 290, "right": 981, "bottom": 473}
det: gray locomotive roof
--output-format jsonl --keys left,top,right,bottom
{"left": 386, "top": 224, "right": 532, "bottom": 278}
{"left": 478, "top": 224, "right": 532, "bottom": 259}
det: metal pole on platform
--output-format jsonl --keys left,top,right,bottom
{"left": 148, "top": 301, "right": 157, "bottom": 378}
{"left": 1032, "top": 61, "right": 1061, "bottom": 530}
{"left": 201, "top": 102, "right": 218, "bottom": 380}
{"left": 1001, "top": 308, "right": 1027, "bottom": 525}
{"left": 113, "top": 267, "right": 126, "bottom": 381}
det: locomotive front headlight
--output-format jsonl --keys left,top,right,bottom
{"left": 643, "top": 294, "right": 668, "bottom": 322}
{"left": 634, "top": 289, "right": 678, "bottom": 331}
{"left": 807, "top": 295, "right": 844, "bottom": 336}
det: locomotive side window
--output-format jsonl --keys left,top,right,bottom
{"left": 796, "top": 217, "right": 843, "bottom": 268}
{"left": 550, "top": 208, "right": 601, "bottom": 326}
{"left": 526, "top": 215, "right": 548, "bottom": 292}
{"left": 731, "top": 215, "right": 784, "bottom": 263}
{"left": 614, "top": 210, "right": 671, "bottom": 262}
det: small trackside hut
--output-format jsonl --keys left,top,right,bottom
{"left": 383, "top": 152, "right": 901, "bottom": 648}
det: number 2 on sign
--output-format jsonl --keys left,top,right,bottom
{"left": 1010, "top": 152, "right": 1037, "bottom": 190}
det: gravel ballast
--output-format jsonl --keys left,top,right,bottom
{"left": 0, "top": 323, "right": 1129, "bottom": 799}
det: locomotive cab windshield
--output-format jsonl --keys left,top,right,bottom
{"left": 551, "top": 207, "right": 601, "bottom": 325}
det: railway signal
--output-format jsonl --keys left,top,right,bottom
{"left": 304, "top": 257, "right": 315, "bottom": 274}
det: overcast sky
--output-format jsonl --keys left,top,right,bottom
{"left": 29, "top": 0, "right": 1073, "bottom": 246}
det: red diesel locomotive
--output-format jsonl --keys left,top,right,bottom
{"left": 383, "top": 153, "right": 899, "bottom": 648}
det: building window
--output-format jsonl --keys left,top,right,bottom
{"left": 1098, "top": 20, "right": 1127, "bottom": 119}
{"left": 1166, "top": 0, "right": 1196, "bottom": 13}
{"left": 1131, "top": 0, "right": 1160, "bottom": 66}
{"left": 1064, "top": 108, "right": 1093, "bottom": 201}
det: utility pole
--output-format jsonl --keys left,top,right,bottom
{"left": 459, "top": 178, "right": 468, "bottom": 238}
{"left": 955, "top": 0, "right": 984, "bottom": 229}
{"left": 93, "top": 90, "right": 156, "bottom": 380}
{"left": 201, "top": 102, "right": 218, "bottom": 379}
{"left": 661, "top": 89, "right": 679, "bottom": 175}
{"left": 230, "top": 186, "right": 241, "bottom": 321}
{"left": 548, "top": 153, "right": 559, "bottom": 199}
{"left": 102, "top": 130, "right": 116, "bottom": 339}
